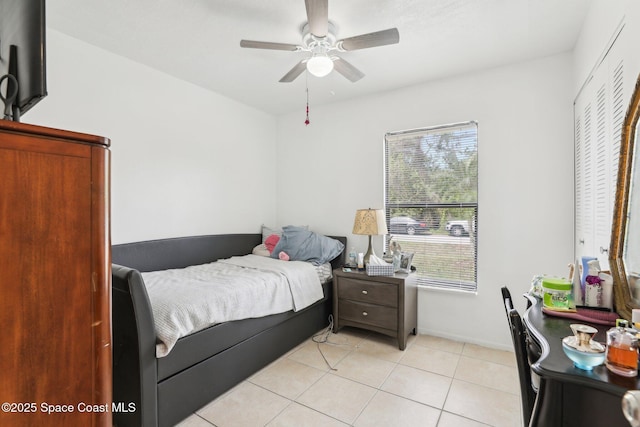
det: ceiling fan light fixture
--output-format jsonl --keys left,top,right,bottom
{"left": 239, "top": 1, "right": 400, "bottom": 83}
{"left": 306, "top": 54, "right": 333, "bottom": 77}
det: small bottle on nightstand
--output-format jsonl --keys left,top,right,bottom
{"left": 348, "top": 247, "right": 356, "bottom": 266}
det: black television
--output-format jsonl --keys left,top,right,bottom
{"left": 0, "top": 0, "right": 46, "bottom": 122}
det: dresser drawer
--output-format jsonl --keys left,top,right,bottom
{"left": 337, "top": 277, "right": 397, "bottom": 307}
{"left": 338, "top": 300, "right": 397, "bottom": 330}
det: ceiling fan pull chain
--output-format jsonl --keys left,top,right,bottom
{"left": 305, "top": 76, "right": 311, "bottom": 126}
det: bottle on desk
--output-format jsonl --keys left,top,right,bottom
{"left": 633, "top": 309, "right": 640, "bottom": 331}
{"left": 606, "top": 319, "right": 638, "bottom": 377}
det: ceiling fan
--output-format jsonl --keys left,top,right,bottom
{"left": 240, "top": 0, "right": 399, "bottom": 83}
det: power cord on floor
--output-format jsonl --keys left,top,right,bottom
{"left": 311, "top": 315, "right": 356, "bottom": 371}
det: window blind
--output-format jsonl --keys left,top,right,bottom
{"left": 384, "top": 121, "right": 478, "bottom": 292}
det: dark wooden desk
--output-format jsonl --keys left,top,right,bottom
{"left": 523, "top": 294, "right": 638, "bottom": 426}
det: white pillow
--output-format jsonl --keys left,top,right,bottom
{"left": 252, "top": 244, "right": 270, "bottom": 257}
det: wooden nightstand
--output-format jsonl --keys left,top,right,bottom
{"left": 332, "top": 268, "right": 417, "bottom": 350}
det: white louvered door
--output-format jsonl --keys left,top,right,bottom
{"left": 574, "top": 27, "right": 626, "bottom": 271}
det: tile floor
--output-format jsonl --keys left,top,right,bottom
{"left": 176, "top": 328, "right": 521, "bottom": 427}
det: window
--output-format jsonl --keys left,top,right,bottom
{"left": 384, "top": 121, "right": 478, "bottom": 292}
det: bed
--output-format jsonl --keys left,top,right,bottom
{"left": 111, "top": 231, "right": 346, "bottom": 427}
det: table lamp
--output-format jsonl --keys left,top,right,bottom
{"left": 352, "top": 208, "right": 388, "bottom": 265}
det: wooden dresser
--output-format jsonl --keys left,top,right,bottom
{"left": 0, "top": 121, "right": 111, "bottom": 427}
{"left": 332, "top": 268, "right": 417, "bottom": 350}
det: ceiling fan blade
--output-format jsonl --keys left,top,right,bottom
{"left": 338, "top": 28, "right": 400, "bottom": 51}
{"left": 240, "top": 40, "right": 299, "bottom": 51}
{"left": 333, "top": 57, "right": 364, "bottom": 82}
{"left": 279, "top": 60, "right": 308, "bottom": 82}
{"left": 305, "top": 0, "right": 328, "bottom": 37}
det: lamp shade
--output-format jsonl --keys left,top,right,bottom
{"left": 352, "top": 209, "right": 388, "bottom": 236}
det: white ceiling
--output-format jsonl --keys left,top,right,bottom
{"left": 47, "top": 0, "right": 592, "bottom": 115}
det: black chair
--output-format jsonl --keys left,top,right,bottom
{"left": 501, "top": 286, "right": 538, "bottom": 426}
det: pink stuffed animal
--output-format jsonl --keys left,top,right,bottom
{"left": 264, "top": 234, "right": 280, "bottom": 253}
{"left": 264, "top": 234, "right": 290, "bottom": 260}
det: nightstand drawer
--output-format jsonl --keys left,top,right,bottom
{"left": 337, "top": 277, "right": 397, "bottom": 307}
{"left": 338, "top": 300, "right": 397, "bottom": 330}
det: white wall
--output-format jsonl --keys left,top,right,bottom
{"left": 277, "top": 54, "right": 575, "bottom": 350}
{"left": 25, "top": 30, "right": 278, "bottom": 244}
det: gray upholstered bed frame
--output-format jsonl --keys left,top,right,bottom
{"left": 111, "top": 233, "right": 345, "bottom": 427}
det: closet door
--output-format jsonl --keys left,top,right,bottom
{"left": 574, "top": 28, "right": 626, "bottom": 271}
{"left": 0, "top": 122, "right": 111, "bottom": 427}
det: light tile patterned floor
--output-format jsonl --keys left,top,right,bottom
{"left": 176, "top": 328, "right": 521, "bottom": 427}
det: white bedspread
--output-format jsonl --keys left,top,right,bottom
{"left": 141, "top": 255, "right": 324, "bottom": 357}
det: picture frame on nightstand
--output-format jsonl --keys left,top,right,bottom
{"left": 399, "top": 252, "right": 414, "bottom": 273}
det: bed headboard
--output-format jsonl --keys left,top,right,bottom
{"left": 112, "top": 233, "right": 347, "bottom": 272}
{"left": 328, "top": 235, "right": 347, "bottom": 269}
{"left": 112, "top": 234, "right": 262, "bottom": 272}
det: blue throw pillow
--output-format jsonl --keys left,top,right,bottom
{"left": 271, "top": 226, "right": 344, "bottom": 265}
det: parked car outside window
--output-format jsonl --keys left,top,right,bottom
{"left": 445, "top": 219, "right": 475, "bottom": 236}
{"left": 390, "top": 216, "right": 429, "bottom": 235}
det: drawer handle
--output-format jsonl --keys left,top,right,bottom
{"left": 361, "top": 290, "right": 368, "bottom": 295}
{"left": 362, "top": 311, "right": 368, "bottom": 316}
